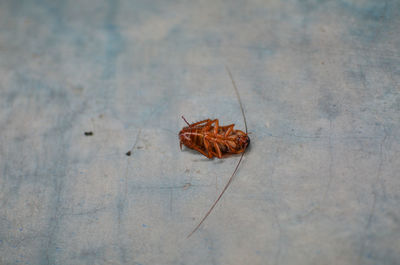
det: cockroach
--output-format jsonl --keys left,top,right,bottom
{"left": 181, "top": 66, "right": 250, "bottom": 238}
{"left": 179, "top": 117, "right": 250, "bottom": 159}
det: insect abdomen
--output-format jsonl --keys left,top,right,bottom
{"left": 179, "top": 129, "right": 205, "bottom": 150}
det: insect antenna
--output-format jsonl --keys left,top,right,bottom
{"left": 187, "top": 66, "right": 248, "bottom": 238}
{"left": 181, "top": 116, "right": 190, "bottom": 126}
{"left": 226, "top": 66, "right": 248, "bottom": 134}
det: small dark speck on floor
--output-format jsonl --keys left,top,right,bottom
{"left": 84, "top": 131, "right": 93, "bottom": 136}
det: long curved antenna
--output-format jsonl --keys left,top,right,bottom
{"left": 187, "top": 66, "right": 248, "bottom": 238}
{"left": 226, "top": 66, "right": 248, "bottom": 134}
{"left": 187, "top": 152, "right": 245, "bottom": 238}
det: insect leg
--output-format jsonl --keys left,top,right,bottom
{"left": 201, "top": 119, "right": 217, "bottom": 132}
{"left": 228, "top": 135, "right": 237, "bottom": 140}
{"left": 191, "top": 143, "right": 212, "bottom": 159}
{"left": 213, "top": 141, "right": 223, "bottom": 158}
{"left": 212, "top": 119, "right": 219, "bottom": 135}
{"left": 224, "top": 124, "right": 235, "bottom": 137}
{"left": 223, "top": 140, "right": 234, "bottom": 152}
{"left": 203, "top": 137, "right": 214, "bottom": 159}
{"left": 235, "top": 130, "right": 246, "bottom": 136}
{"left": 187, "top": 119, "right": 211, "bottom": 127}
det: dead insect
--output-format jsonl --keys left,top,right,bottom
{"left": 179, "top": 118, "right": 249, "bottom": 158}
{"left": 183, "top": 66, "right": 249, "bottom": 238}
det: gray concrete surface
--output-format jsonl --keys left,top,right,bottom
{"left": 0, "top": 0, "right": 399, "bottom": 264}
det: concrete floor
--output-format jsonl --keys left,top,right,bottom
{"left": 0, "top": 0, "right": 399, "bottom": 264}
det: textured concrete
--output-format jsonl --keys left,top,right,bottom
{"left": 1, "top": 0, "right": 399, "bottom": 264}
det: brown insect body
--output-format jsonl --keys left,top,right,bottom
{"left": 179, "top": 118, "right": 250, "bottom": 159}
